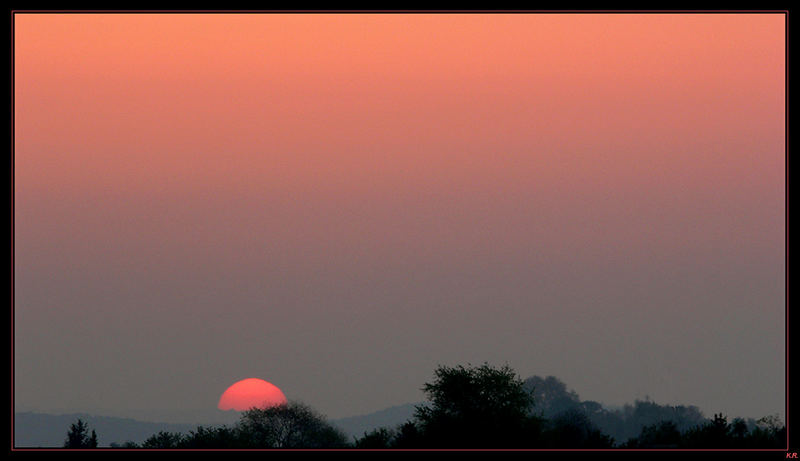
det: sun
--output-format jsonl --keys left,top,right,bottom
{"left": 218, "top": 378, "right": 288, "bottom": 411}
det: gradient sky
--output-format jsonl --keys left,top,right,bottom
{"left": 14, "top": 13, "right": 785, "bottom": 424}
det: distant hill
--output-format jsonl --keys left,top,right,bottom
{"left": 331, "top": 403, "right": 419, "bottom": 440}
{"left": 14, "top": 412, "right": 196, "bottom": 448}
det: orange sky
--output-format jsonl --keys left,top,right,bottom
{"left": 15, "top": 14, "right": 784, "bottom": 192}
{"left": 15, "top": 13, "right": 785, "bottom": 258}
{"left": 14, "top": 13, "right": 785, "bottom": 423}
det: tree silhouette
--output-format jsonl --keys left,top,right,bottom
{"left": 141, "top": 431, "right": 184, "bottom": 448}
{"left": 744, "top": 414, "right": 786, "bottom": 448}
{"left": 389, "top": 421, "right": 423, "bottom": 448}
{"left": 63, "top": 418, "right": 98, "bottom": 448}
{"left": 236, "top": 401, "right": 350, "bottom": 448}
{"left": 109, "top": 441, "right": 140, "bottom": 448}
{"left": 622, "top": 412, "right": 787, "bottom": 448}
{"left": 178, "top": 426, "right": 242, "bottom": 448}
{"left": 354, "top": 427, "right": 395, "bottom": 448}
{"left": 523, "top": 375, "right": 581, "bottom": 418}
{"left": 134, "top": 402, "right": 349, "bottom": 449}
{"left": 729, "top": 417, "right": 748, "bottom": 440}
{"left": 413, "top": 362, "right": 542, "bottom": 447}
{"left": 624, "top": 420, "right": 681, "bottom": 448}
{"left": 543, "top": 407, "right": 614, "bottom": 448}
{"left": 677, "top": 412, "right": 786, "bottom": 448}
{"left": 591, "top": 398, "right": 707, "bottom": 443}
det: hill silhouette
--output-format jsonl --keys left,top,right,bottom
{"left": 332, "top": 403, "right": 419, "bottom": 440}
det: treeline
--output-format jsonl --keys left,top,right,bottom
{"left": 64, "top": 363, "right": 785, "bottom": 449}
{"left": 521, "top": 375, "right": 763, "bottom": 443}
{"left": 352, "top": 364, "right": 785, "bottom": 449}
{"left": 70, "top": 402, "right": 350, "bottom": 449}
{"left": 623, "top": 414, "right": 786, "bottom": 449}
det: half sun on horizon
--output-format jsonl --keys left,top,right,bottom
{"left": 218, "top": 378, "right": 288, "bottom": 411}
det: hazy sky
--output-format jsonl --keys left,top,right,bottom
{"left": 14, "top": 13, "right": 785, "bottom": 424}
